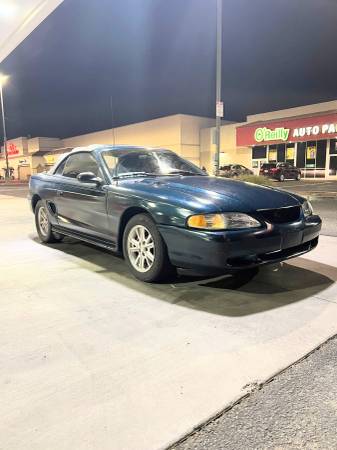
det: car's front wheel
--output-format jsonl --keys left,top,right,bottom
{"left": 279, "top": 173, "right": 285, "bottom": 182}
{"left": 35, "top": 200, "right": 63, "bottom": 243}
{"left": 123, "top": 213, "right": 176, "bottom": 282}
{"left": 296, "top": 172, "right": 301, "bottom": 181}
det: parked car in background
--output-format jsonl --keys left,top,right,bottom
{"left": 219, "top": 164, "right": 253, "bottom": 178}
{"left": 260, "top": 162, "right": 301, "bottom": 182}
{"left": 29, "top": 145, "right": 320, "bottom": 282}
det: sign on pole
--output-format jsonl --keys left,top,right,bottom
{"left": 216, "top": 101, "right": 224, "bottom": 118}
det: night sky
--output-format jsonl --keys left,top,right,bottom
{"left": 1, "top": 0, "right": 337, "bottom": 140}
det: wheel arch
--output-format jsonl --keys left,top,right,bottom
{"left": 118, "top": 206, "right": 153, "bottom": 253}
{"left": 31, "top": 194, "right": 42, "bottom": 212}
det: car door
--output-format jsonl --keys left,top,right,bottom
{"left": 288, "top": 163, "right": 296, "bottom": 179}
{"left": 54, "top": 152, "right": 111, "bottom": 241}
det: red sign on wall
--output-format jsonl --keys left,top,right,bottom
{"left": 8, "top": 142, "right": 19, "bottom": 156}
{"left": 236, "top": 112, "right": 337, "bottom": 146}
{"left": 1, "top": 142, "right": 20, "bottom": 158}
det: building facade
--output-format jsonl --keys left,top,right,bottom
{"left": 2, "top": 101, "right": 337, "bottom": 180}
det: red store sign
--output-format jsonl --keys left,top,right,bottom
{"left": 236, "top": 112, "right": 337, "bottom": 147}
{"left": 1, "top": 142, "right": 20, "bottom": 158}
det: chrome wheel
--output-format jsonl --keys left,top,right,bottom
{"left": 38, "top": 206, "right": 49, "bottom": 236}
{"left": 127, "top": 224, "right": 155, "bottom": 273}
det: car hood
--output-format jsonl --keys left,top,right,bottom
{"left": 121, "top": 176, "right": 302, "bottom": 212}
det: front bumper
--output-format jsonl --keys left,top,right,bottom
{"left": 158, "top": 215, "right": 322, "bottom": 274}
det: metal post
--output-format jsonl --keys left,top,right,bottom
{"left": 0, "top": 82, "right": 9, "bottom": 180}
{"left": 215, "top": 0, "right": 222, "bottom": 176}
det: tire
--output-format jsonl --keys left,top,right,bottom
{"left": 35, "top": 200, "right": 63, "bottom": 243}
{"left": 279, "top": 173, "right": 285, "bottom": 182}
{"left": 123, "top": 213, "right": 176, "bottom": 282}
{"left": 296, "top": 173, "right": 301, "bottom": 181}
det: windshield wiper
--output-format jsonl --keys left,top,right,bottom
{"left": 115, "top": 172, "right": 159, "bottom": 179}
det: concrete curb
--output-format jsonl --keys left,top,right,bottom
{"left": 167, "top": 333, "right": 337, "bottom": 450}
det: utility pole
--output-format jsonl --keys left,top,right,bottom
{"left": 215, "top": 0, "right": 223, "bottom": 176}
{"left": 0, "top": 75, "right": 9, "bottom": 180}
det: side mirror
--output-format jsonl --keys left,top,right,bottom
{"left": 77, "top": 172, "right": 103, "bottom": 186}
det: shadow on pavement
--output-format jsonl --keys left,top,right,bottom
{"left": 32, "top": 235, "right": 336, "bottom": 317}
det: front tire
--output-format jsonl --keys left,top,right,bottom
{"left": 123, "top": 213, "right": 176, "bottom": 282}
{"left": 296, "top": 173, "right": 301, "bottom": 181}
{"left": 35, "top": 200, "right": 63, "bottom": 243}
{"left": 279, "top": 173, "right": 285, "bottom": 182}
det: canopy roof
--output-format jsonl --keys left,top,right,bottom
{"left": 0, "top": 0, "right": 63, "bottom": 62}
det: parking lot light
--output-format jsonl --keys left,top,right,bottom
{"left": 0, "top": 74, "right": 10, "bottom": 180}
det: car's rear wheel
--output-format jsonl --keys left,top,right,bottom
{"left": 279, "top": 173, "right": 285, "bottom": 182}
{"left": 35, "top": 200, "right": 63, "bottom": 243}
{"left": 296, "top": 172, "right": 301, "bottom": 181}
{"left": 123, "top": 213, "right": 176, "bottom": 282}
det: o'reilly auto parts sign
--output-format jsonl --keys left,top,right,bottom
{"left": 236, "top": 112, "right": 337, "bottom": 146}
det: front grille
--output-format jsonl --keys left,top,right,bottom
{"left": 258, "top": 205, "right": 301, "bottom": 224}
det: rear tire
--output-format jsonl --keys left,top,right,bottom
{"left": 35, "top": 200, "right": 63, "bottom": 243}
{"left": 296, "top": 173, "right": 301, "bottom": 181}
{"left": 123, "top": 213, "right": 176, "bottom": 282}
{"left": 279, "top": 173, "right": 285, "bottom": 182}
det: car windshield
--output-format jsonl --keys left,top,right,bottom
{"left": 102, "top": 150, "right": 206, "bottom": 177}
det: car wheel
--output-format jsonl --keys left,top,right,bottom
{"left": 296, "top": 173, "right": 301, "bottom": 181}
{"left": 279, "top": 174, "right": 285, "bottom": 182}
{"left": 123, "top": 213, "right": 176, "bottom": 282}
{"left": 35, "top": 200, "right": 63, "bottom": 243}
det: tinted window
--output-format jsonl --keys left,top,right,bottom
{"left": 261, "top": 163, "right": 276, "bottom": 169}
{"left": 63, "top": 153, "right": 101, "bottom": 178}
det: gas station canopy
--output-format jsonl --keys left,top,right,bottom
{"left": 0, "top": 0, "right": 64, "bottom": 62}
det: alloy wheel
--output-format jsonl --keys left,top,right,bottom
{"left": 127, "top": 225, "right": 155, "bottom": 273}
{"left": 38, "top": 206, "right": 49, "bottom": 236}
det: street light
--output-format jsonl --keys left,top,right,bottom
{"left": 215, "top": 0, "right": 223, "bottom": 176}
{"left": 0, "top": 74, "right": 9, "bottom": 180}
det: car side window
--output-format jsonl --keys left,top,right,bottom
{"left": 62, "top": 153, "right": 102, "bottom": 179}
{"left": 55, "top": 158, "right": 67, "bottom": 175}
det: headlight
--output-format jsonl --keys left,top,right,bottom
{"left": 302, "top": 200, "right": 313, "bottom": 217}
{"left": 187, "top": 213, "right": 261, "bottom": 230}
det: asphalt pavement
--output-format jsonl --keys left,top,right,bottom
{"left": 172, "top": 335, "right": 337, "bottom": 450}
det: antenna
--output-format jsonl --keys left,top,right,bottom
{"left": 110, "top": 95, "right": 116, "bottom": 146}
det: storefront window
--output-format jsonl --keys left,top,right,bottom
{"left": 305, "top": 141, "right": 316, "bottom": 169}
{"left": 252, "top": 145, "right": 267, "bottom": 159}
{"left": 286, "top": 144, "right": 295, "bottom": 164}
{"left": 276, "top": 144, "right": 285, "bottom": 162}
{"left": 296, "top": 142, "right": 305, "bottom": 168}
{"left": 316, "top": 140, "right": 327, "bottom": 168}
{"left": 330, "top": 139, "right": 337, "bottom": 155}
{"left": 268, "top": 145, "right": 277, "bottom": 162}
{"left": 330, "top": 156, "right": 337, "bottom": 175}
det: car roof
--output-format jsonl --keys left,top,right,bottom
{"left": 70, "top": 144, "right": 173, "bottom": 156}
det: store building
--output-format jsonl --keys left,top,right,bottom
{"left": 200, "top": 100, "right": 337, "bottom": 179}
{"left": 2, "top": 100, "right": 337, "bottom": 180}
{"left": 0, "top": 114, "right": 215, "bottom": 180}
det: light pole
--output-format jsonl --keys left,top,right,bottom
{"left": 0, "top": 74, "right": 9, "bottom": 180}
{"left": 215, "top": 0, "right": 223, "bottom": 176}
